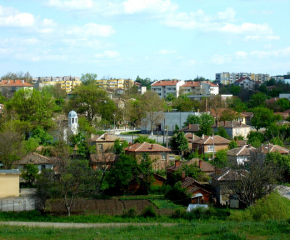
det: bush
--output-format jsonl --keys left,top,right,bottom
{"left": 122, "top": 207, "right": 137, "bottom": 218}
{"left": 141, "top": 205, "right": 157, "bottom": 218}
{"left": 171, "top": 209, "right": 186, "bottom": 219}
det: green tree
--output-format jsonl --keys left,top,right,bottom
{"left": 230, "top": 97, "right": 247, "bottom": 113}
{"left": 138, "top": 153, "right": 154, "bottom": 194}
{"left": 31, "top": 127, "right": 53, "bottom": 146}
{"left": 249, "top": 93, "right": 267, "bottom": 108}
{"left": 212, "top": 149, "right": 228, "bottom": 168}
{"left": 247, "top": 131, "right": 264, "bottom": 147}
{"left": 170, "top": 131, "right": 189, "bottom": 155}
{"left": 214, "top": 127, "right": 230, "bottom": 139}
{"left": 81, "top": 73, "right": 97, "bottom": 85}
{"left": 70, "top": 132, "right": 95, "bottom": 159}
{"left": 251, "top": 107, "right": 277, "bottom": 130}
{"left": 24, "top": 138, "right": 40, "bottom": 154}
{"left": 276, "top": 98, "right": 290, "bottom": 112}
{"left": 198, "top": 114, "right": 214, "bottom": 136}
{"left": 21, "top": 164, "right": 39, "bottom": 186}
{"left": 112, "top": 139, "right": 129, "bottom": 155}
{"left": 165, "top": 93, "right": 176, "bottom": 102}
{"left": 164, "top": 182, "right": 190, "bottom": 204}
{"left": 228, "top": 140, "right": 238, "bottom": 150}
{"left": 183, "top": 114, "right": 200, "bottom": 127}
{"left": 133, "top": 135, "right": 156, "bottom": 144}
{"left": 173, "top": 96, "right": 195, "bottom": 112}
{"left": 230, "top": 85, "right": 241, "bottom": 96}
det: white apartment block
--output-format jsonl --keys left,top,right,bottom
{"left": 151, "top": 80, "right": 185, "bottom": 98}
{"left": 216, "top": 72, "right": 270, "bottom": 85}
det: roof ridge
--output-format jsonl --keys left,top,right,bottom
{"left": 135, "top": 142, "right": 146, "bottom": 151}
{"left": 236, "top": 145, "right": 245, "bottom": 156}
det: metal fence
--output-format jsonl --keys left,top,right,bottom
{"left": 0, "top": 198, "right": 36, "bottom": 212}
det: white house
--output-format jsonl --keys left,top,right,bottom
{"left": 151, "top": 80, "right": 185, "bottom": 98}
{"left": 227, "top": 145, "right": 256, "bottom": 165}
{"left": 180, "top": 81, "right": 219, "bottom": 96}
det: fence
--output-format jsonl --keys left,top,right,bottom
{"left": 0, "top": 198, "right": 36, "bottom": 212}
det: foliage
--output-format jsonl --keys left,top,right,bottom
{"left": 78, "top": 116, "right": 97, "bottom": 136}
{"left": 21, "top": 164, "right": 39, "bottom": 186}
{"left": 230, "top": 97, "right": 247, "bottom": 113}
{"left": 170, "top": 131, "right": 189, "bottom": 154}
{"left": 270, "top": 137, "right": 284, "bottom": 147}
{"left": 112, "top": 139, "right": 129, "bottom": 155}
{"left": 198, "top": 113, "right": 214, "bottom": 136}
{"left": 141, "top": 205, "right": 157, "bottom": 218}
{"left": 137, "top": 153, "right": 154, "bottom": 194}
{"left": 133, "top": 135, "right": 156, "bottom": 144}
{"left": 171, "top": 163, "right": 206, "bottom": 183}
{"left": 228, "top": 140, "right": 238, "bottom": 150}
{"left": 220, "top": 109, "right": 239, "bottom": 122}
{"left": 164, "top": 182, "right": 191, "bottom": 205}
{"left": 23, "top": 137, "right": 40, "bottom": 154}
{"left": 165, "top": 93, "right": 176, "bottom": 102}
{"left": 182, "top": 114, "right": 200, "bottom": 127}
{"left": 31, "top": 127, "right": 53, "bottom": 146}
{"left": 266, "top": 152, "right": 290, "bottom": 176}
{"left": 151, "top": 200, "right": 183, "bottom": 210}
{"left": 135, "top": 76, "right": 152, "bottom": 90}
{"left": 106, "top": 154, "right": 138, "bottom": 195}
{"left": 214, "top": 127, "right": 230, "bottom": 139}
{"left": 212, "top": 149, "right": 228, "bottom": 168}
{"left": 230, "top": 192, "right": 290, "bottom": 222}
{"left": 70, "top": 132, "right": 95, "bottom": 159}
{"left": 172, "top": 95, "right": 195, "bottom": 112}
{"left": 251, "top": 107, "right": 278, "bottom": 130}
{"left": 0, "top": 131, "right": 24, "bottom": 169}
{"left": 247, "top": 131, "right": 264, "bottom": 147}
{"left": 80, "top": 73, "right": 97, "bottom": 86}
{"left": 249, "top": 92, "right": 267, "bottom": 108}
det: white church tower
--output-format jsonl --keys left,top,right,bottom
{"left": 68, "top": 110, "right": 79, "bottom": 135}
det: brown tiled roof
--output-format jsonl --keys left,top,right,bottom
{"left": 266, "top": 97, "right": 279, "bottom": 104}
{"left": 124, "top": 142, "right": 171, "bottom": 152}
{"left": 235, "top": 77, "right": 252, "bottom": 83}
{"left": 167, "top": 159, "right": 200, "bottom": 171}
{"left": 260, "top": 144, "right": 290, "bottom": 154}
{"left": 194, "top": 135, "right": 230, "bottom": 145}
{"left": 90, "top": 133, "right": 120, "bottom": 142}
{"left": 181, "top": 177, "right": 211, "bottom": 194}
{"left": 0, "top": 80, "right": 33, "bottom": 87}
{"left": 181, "top": 81, "right": 200, "bottom": 87}
{"left": 212, "top": 121, "right": 250, "bottom": 129}
{"left": 134, "top": 82, "right": 142, "bottom": 86}
{"left": 227, "top": 145, "right": 256, "bottom": 156}
{"left": 16, "top": 152, "right": 54, "bottom": 165}
{"left": 151, "top": 80, "right": 181, "bottom": 86}
{"left": 236, "top": 140, "right": 247, "bottom": 147}
{"left": 240, "top": 112, "right": 253, "bottom": 117}
{"left": 212, "top": 169, "right": 248, "bottom": 181}
{"left": 191, "top": 158, "right": 215, "bottom": 172}
{"left": 185, "top": 133, "right": 201, "bottom": 142}
{"left": 90, "top": 153, "right": 118, "bottom": 164}
{"left": 180, "top": 124, "right": 200, "bottom": 133}
{"left": 283, "top": 109, "right": 290, "bottom": 114}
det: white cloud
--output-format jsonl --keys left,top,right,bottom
{"left": 65, "top": 23, "right": 115, "bottom": 37}
{"left": 45, "top": 0, "right": 93, "bottom": 10}
{"left": 0, "top": 48, "right": 14, "bottom": 55}
{"left": 235, "top": 51, "right": 248, "bottom": 60}
{"left": 211, "top": 55, "right": 232, "bottom": 65}
{"left": 0, "top": 5, "right": 35, "bottom": 27}
{"left": 95, "top": 50, "right": 120, "bottom": 58}
{"left": 156, "top": 49, "right": 177, "bottom": 54}
{"left": 220, "top": 23, "right": 272, "bottom": 34}
{"left": 123, "top": 0, "right": 177, "bottom": 14}
{"left": 245, "top": 35, "right": 280, "bottom": 41}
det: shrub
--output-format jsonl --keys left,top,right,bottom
{"left": 171, "top": 209, "right": 186, "bottom": 219}
{"left": 141, "top": 205, "right": 157, "bottom": 218}
{"left": 122, "top": 207, "right": 137, "bottom": 218}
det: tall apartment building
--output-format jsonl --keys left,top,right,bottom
{"left": 151, "top": 80, "right": 185, "bottom": 98}
{"left": 95, "top": 79, "right": 134, "bottom": 91}
{"left": 215, "top": 72, "right": 270, "bottom": 85}
{"left": 35, "top": 76, "right": 82, "bottom": 93}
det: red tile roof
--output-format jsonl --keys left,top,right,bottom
{"left": 151, "top": 80, "right": 181, "bottom": 86}
{"left": 0, "top": 80, "right": 33, "bottom": 87}
{"left": 124, "top": 142, "right": 171, "bottom": 152}
{"left": 194, "top": 135, "right": 230, "bottom": 145}
{"left": 182, "top": 81, "right": 200, "bottom": 87}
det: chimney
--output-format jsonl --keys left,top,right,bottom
{"left": 91, "top": 133, "right": 95, "bottom": 139}
{"left": 151, "top": 144, "right": 154, "bottom": 150}
{"left": 104, "top": 133, "right": 108, "bottom": 140}
{"left": 199, "top": 160, "right": 203, "bottom": 169}
{"left": 197, "top": 125, "right": 199, "bottom": 131}
{"left": 188, "top": 124, "right": 192, "bottom": 129}
{"left": 240, "top": 121, "right": 242, "bottom": 126}
{"left": 181, "top": 171, "right": 185, "bottom": 182}
{"left": 175, "top": 160, "right": 180, "bottom": 168}
{"left": 202, "top": 134, "right": 204, "bottom": 139}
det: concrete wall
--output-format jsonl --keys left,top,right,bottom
{"left": 141, "top": 111, "right": 207, "bottom": 135}
{"left": 0, "top": 174, "right": 20, "bottom": 198}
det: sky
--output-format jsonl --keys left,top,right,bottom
{"left": 0, "top": 0, "right": 290, "bottom": 80}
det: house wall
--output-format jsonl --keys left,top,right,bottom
{"left": 193, "top": 144, "right": 229, "bottom": 155}
{"left": 189, "top": 189, "right": 211, "bottom": 204}
{"left": 0, "top": 174, "right": 20, "bottom": 198}
{"left": 17, "top": 164, "right": 53, "bottom": 173}
{"left": 94, "top": 141, "right": 115, "bottom": 152}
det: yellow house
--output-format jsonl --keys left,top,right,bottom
{"left": 0, "top": 170, "right": 21, "bottom": 198}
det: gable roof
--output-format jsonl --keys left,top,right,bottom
{"left": 227, "top": 145, "right": 256, "bottom": 156}
{"left": 212, "top": 169, "right": 248, "bottom": 181}
{"left": 181, "top": 177, "right": 212, "bottom": 194}
{"left": 240, "top": 112, "right": 253, "bottom": 117}
{"left": 90, "top": 133, "right": 120, "bottom": 142}
{"left": 194, "top": 135, "right": 230, "bottom": 145}
{"left": 124, "top": 142, "right": 171, "bottom": 152}
{"left": 90, "top": 153, "right": 118, "bottom": 164}
{"left": 260, "top": 144, "right": 290, "bottom": 154}
{"left": 184, "top": 133, "right": 201, "bottom": 142}
{"left": 212, "top": 121, "right": 250, "bottom": 129}
{"left": 151, "top": 80, "right": 181, "bottom": 86}
{"left": 0, "top": 80, "right": 33, "bottom": 87}
{"left": 191, "top": 158, "right": 215, "bottom": 172}
{"left": 16, "top": 152, "right": 54, "bottom": 165}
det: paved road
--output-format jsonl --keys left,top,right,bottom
{"left": 0, "top": 221, "right": 178, "bottom": 229}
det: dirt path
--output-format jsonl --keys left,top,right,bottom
{"left": 0, "top": 221, "right": 178, "bottom": 229}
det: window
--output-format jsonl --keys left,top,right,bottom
{"left": 142, "top": 153, "right": 148, "bottom": 160}
{"left": 75, "top": 118, "right": 78, "bottom": 123}
{"left": 207, "top": 145, "right": 215, "bottom": 152}
{"left": 41, "top": 165, "right": 46, "bottom": 170}
{"left": 72, "top": 118, "right": 74, "bottom": 124}
{"left": 98, "top": 144, "right": 103, "bottom": 151}
{"left": 161, "top": 152, "right": 166, "bottom": 160}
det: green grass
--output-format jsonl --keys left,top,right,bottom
{"left": 151, "top": 200, "right": 183, "bottom": 210}
{"left": 0, "top": 221, "right": 290, "bottom": 239}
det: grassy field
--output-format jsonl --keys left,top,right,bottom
{"left": 0, "top": 221, "right": 290, "bottom": 239}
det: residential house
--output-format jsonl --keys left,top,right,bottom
{"left": 0, "top": 170, "right": 21, "bottom": 198}
{"left": 124, "top": 142, "right": 171, "bottom": 170}
{"left": 181, "top": 176, "right": 212, "bottom": 204}
{"left": 151, "top": 80, "right": 185, "bottom": 98}
{"left": 89, "top": 133, "right": 122, "bottom": 152}
{"left": 180, "top": 81, "right": 219, "bottom": 96}
{"left": 0, "top": 80, "right": 33, "bottom": 98}
{"left": 212, "top": 121, "right": 251, "bottom": 139}
{"left": 184, "top": 133, "right": 200, "bottom": 149}
{"left": 260, "top": 144, "right": 290, "bottom": 155}
{"left": 192, "top": 135, "right": 230, "bottom": 157}
{"left": 238, "top": 112, "right": 253, "bottom": 125}
{"left": 227, "top": 145, "right": 256, "bottom": 165}
{"left": 234, "top": 77, "right": 256, "bottom": 90}
{"left": 89, "top": 153, "right": 118, "bottom": 170}
{"left": 15, "top": 152, "right": 54, "bottom": 173}
{"left": 216, "top": 72, "right": 270, "bottom": 85}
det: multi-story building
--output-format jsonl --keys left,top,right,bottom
{"left": 180, "top": 81, "right": 219, "bottom": 95}
{"left": 95, "top": 79, "right": 134, "bottom": 91}
{"left": 0, "top": 80, "right": 34, "bottom": 98}
{"left": 216, "top": 72, "right": 270, "bottom": 85}
{"left": 35, "top": 76, "right": 82, "bottom": 93}
{"left": 151, "top": 80, "right": 185, "bottom": 98}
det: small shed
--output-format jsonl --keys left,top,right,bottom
{"left": 0, "top": 170, "right": 21, "bottom": 198}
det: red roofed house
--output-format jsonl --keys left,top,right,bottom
{"left": 180, "top": 81, "right": 219, "bottom": 96}
{"left": 89, "top": 133, "right": 123, "bottom": 153}
{"left": 151, "top": 80, "right": 185, "bottom": 98}
{"left": 0, "top": 79, "right": 33, "bottom": 98}
{"left": 234, "top": 77, "right": 256, "bottom": 90}
{"left": 124, "top": 142, "right": 171, "bottom": 170}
